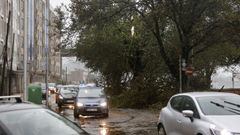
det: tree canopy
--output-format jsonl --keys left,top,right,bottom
{"left": 56, "top": 0, "right": 240, "bottom": 108}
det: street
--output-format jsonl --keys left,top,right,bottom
{"left": 49, "top": 102, "right": 159, "bottom": 135}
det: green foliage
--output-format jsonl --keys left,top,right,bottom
{"left": 59, "top": 0, "right": 240, "bottom": 108}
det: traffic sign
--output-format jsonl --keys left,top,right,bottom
{"left": 185, "top": 67, "right": 194, "bottom": 76}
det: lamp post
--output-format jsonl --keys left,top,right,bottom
{"left": 45, "top": 0, "right": 49, "bottom": 107}
{"left": 179, "top": 55, "right": 182, "bottom": 93}
{"left": 24, "top": 0, "right": 28, "bottom": 100}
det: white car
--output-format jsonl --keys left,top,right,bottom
{"left": 157, "top": 92, "right": 240, "bottom": 135}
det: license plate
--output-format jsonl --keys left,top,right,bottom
{"left": 66, "top": 100, "right": 73, "bottom": 103}
{"left": 86, "top": 108, "right": 97, "bottom": 112}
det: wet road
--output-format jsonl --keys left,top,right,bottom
{"left": 52, "top": 105, "right": 159, "bottom": 135}
{"left": 47, "top": 94, "right": 159, "bottom": 135}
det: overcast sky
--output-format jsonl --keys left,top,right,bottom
{"left": 50, "top": 0, "right": 70, "bottom": 8}
{"left": 49, "top": 0, "right": 83, "bottom": 73}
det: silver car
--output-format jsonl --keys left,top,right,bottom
{"left": 157, "top": 92, "right": 240, "bottom": 135}
{"left": 74, "top": 86, "right": 109, "bottom": 118}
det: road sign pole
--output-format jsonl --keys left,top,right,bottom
{"left": 179, "top": 55, "right": 182, "bottom": 93}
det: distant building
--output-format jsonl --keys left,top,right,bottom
{"left": 65, "top": 69, "right": 98, "bottom": 84}
{"left": 67, "top": 70, "right": 84, "bottom": 84}
{"left": 62, "top": 57, "right": 99, "bottom": 84}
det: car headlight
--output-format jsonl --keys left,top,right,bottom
{"left": 59, "top": 95, "right": 63, "bottom": 99}
{"left": 210, "top": 125, "right": 233, "bottom": 135}
{"left": 100, "top": 102, "right": 107, "bottom": 107}
{"left": 77, "top": 102, "right": 84, "bottom": 107}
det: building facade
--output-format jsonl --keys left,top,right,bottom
{"left": 0, "top": 0, "right": 61, "bottom": 95}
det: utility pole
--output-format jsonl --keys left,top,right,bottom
{"left": 65, "top": 67, "right": 68, "bottom": 84}
{"left": 24, "top": 0, "right": 28, "bottom": 100}
{"left": 29, "top": 0, "right": 35, "bottom": 83}
{"left": 179, "top": 55, "right": 182, "bottom": 93}
{"left": 60, "top": 53, "right": 62, "bottom": 83}
{"left": 45, "top": 0, "right": 49, "bottom": 107}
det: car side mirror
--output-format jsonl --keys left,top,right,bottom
{"left": 182, "top": 110, "right": 194, "bottom": 122}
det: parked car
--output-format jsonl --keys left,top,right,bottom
{"left": 157, "top": 92, "right": 240, "bottom": 135}
{"left": 0, "top": 95, "right": 88, "bottom": 135}
{"left": 74, "top": 86, "right": 109, "bottom": 118}
{"left": 56, "top": 85, "right": 79, "bottom": 109}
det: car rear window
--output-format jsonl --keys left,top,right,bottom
{"left": 0, "top": 109, "right": 85, "bottom": 135}
{"left": 197, "top": 96, "right": 240, "bottom": 115}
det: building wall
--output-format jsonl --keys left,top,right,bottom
{"left": 32, "top": 0, "right": 45, "bottom": 83}
{"left": 32, "top": 0, "right": 61, "bottom": 83}
{"left": 48, "top": 8, "right": 61, "bottom": 82}
{"left": 0, "top": 0, "right": 61, "bottom": 95}
{"left": 0, "top": 0, "right": 24, "bottom": 94}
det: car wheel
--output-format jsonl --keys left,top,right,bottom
{"left": 74, "top": 109, "right": 79, "bottom": 118}
{"left": 158, "top": 124, "right": 166, "bottom": 135}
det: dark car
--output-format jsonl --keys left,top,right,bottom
{"left": 56, "top": 86, "right": 79, "bottom": 109}
{"left": 41, "top": 83, "right": 57, "bottom": 99}
{"left": 74, "top": 86, "right": 109, "bottom": 118}
{"left": 0, "top": 95, "right": 88, "bottom": 135}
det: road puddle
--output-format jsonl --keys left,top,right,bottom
{"left": 98, "top": 121, "right": 126, "bottom": 135}
{"left": 99, "top": 127, "right": 126, "bottom": 135}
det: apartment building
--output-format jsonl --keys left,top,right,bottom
{"left": 0, "top": 0, "right": 61, "bottom": 95}
{"left": 0, "top": 0, "right": 25, "bottom": 95}
{"left": 48, "top": 9, "right": 61, "bottom": 82}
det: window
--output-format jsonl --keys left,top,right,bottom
{"left": 197, "top": 96, "right": 240, "bottom": 115}
{"left": 0, "top": 109, "right": 85, "bottom": 135}
{"left": 0, "top": 1, "right": 3, "bottom": 17}
{"left": 0, "top": 17, "right": 4, "bottom": 41}
{"left": 170, "top": 96, "right": 184, "bottom": 112}
{"left": 78, "top": 87, "right": 105, "bottom": 98}
{"left": 182, "top": 96, "right": 200, "bottom": 118}
{"left": 182, "top": 97, "right": 195, "bottom": 110}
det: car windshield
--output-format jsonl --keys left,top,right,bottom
{"left": 197, "top": 96, "right": 240, "bottom": 115}
{"left": 48, "top": 83, "right": 56, "bottom": 87}
{"left": 0, "top": 109, "right": 85, "bottom": 135}
{"left": 78, "top": 87, "right": 105, "bottom": 98}
{"left": 60, "top": 87, "right": 78, "bottom": 96}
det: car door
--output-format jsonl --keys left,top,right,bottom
{"left": 165, "top": 96, "right": 185, "bottom": 135}
{"left": 178, "top": 96, "right": 200, "bottom": 135}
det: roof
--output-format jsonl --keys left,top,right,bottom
{"left": 175, "top": 92, "right": 238, "bottom": 98}
{"left": 0, "top": 102, "right": 43, "bottom": 113}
